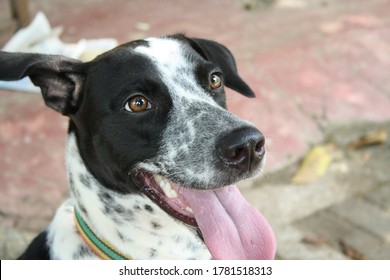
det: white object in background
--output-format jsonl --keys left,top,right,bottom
{"left": 0, "top": 12, "right": 118, "bottom": 93}
{"left": 2, "top": 11, "right": 52, "bottom": 52}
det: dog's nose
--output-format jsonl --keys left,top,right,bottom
{"left": 217, "top": 127, "right": 265, "bottom": 172}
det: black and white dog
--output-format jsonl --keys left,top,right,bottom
{"left": 0, "top": 34, "right": 276, "bottom": 260}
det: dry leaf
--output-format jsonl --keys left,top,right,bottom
{"left": 339, "top": 239, "right": 365, "bottom": 260}
{"left": 349, "top": 128, "right": 387, "bottom": 149}
{"left": 243, "top": 0, "right": 258, "bottom": 10}
{"left": 301, "top": 236, "right": 328, "bottom": 245}
{"left": 292, "top": 144, "right": 335, "bottom": 184}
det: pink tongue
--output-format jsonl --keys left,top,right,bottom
{"left": 181, "top": 185, "right": 276, "bottom": 260}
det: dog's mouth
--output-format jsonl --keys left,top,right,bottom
{"left": 131, "top": 170, "right": 198, "bottom": 227}
{"left": 131, "top": 170, "right": 276, "bottom": 260}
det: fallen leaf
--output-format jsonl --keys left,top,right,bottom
{"left": 338, "top": 239, "right": 365, "bottom": 260}
{"left": 301, "top": 236, "right": 328, "bottom": 245}
{"left": 292, "top": 144, "right": 335, "bottom": 184}
{"left": 348, "top": 128, "right": 387, "bottom": 149}
{"left": 243, "top": 0, "right": 258, "bottom": 10}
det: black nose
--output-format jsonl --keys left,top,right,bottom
{"left": 217, "top": 127, "right": 265, "bottom": 172}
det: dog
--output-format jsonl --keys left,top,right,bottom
{"left": 0, "top": 34, "right": 276, "bottom": 260}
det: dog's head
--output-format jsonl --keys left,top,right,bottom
{"left": 0, "top": 34, "right": 275, "bottom": 259}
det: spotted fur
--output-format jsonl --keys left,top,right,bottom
{"left": 46, "top": 133, "right": 210, "bottom": 259}
{"left": 0, "top": 34, "right": 265, "bottom": 259}
{"left": 135, "top": 38, "right": 263, "bottom": 188}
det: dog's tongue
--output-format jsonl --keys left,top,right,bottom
{"left": 181, "top": 185, "right": 276, "bottom": 260}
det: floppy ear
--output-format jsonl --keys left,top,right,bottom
{"left": 188, "top": 38, "right": 255, "bottom": 98}
{"left": 0, "top": 52, "right": 85, "bottom": 115}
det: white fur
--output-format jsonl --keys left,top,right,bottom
{"left": 47, "top": 198, "right": 96, "bottom": 259}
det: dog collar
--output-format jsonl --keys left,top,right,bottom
{"left": 74, "top": 207, "right": 132, "bottom": 260}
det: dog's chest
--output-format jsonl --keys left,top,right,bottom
{"left": 46, "top": 134, "right": 211, "bottom": 260}
{"left": 47, "top": 197, "right": 210, "bottom": 260}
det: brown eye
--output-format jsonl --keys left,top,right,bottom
{"left": 209, "top": 73, "right": 222, "bottom": 89}
{"left": 125, "top": 96, "right": 151, "bottom": 112}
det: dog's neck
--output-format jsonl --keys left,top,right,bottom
{"left": 61, "top": 133, "right": 210, "bottom": 259}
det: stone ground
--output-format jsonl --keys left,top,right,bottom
{"left": 242, "top": 121, "right": 390, "bottom": 259}
{"left": 0, "top": 0, "right": 389, "bottom": 259}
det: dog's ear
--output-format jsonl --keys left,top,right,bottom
{"left": 188, "top": 38, "right": 255, "bottom": 98}
{"left": 0, "top": 52, "right": 85, "bottom": 115}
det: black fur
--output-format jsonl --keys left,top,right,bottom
{"left": 18, "top": 231, "right": 50, "bottom": 260}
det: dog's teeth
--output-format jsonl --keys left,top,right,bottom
{"left": 154, "top": 175, "right": 163, "bottom": 184}
{"left": 164, "top": 182, "right": 178, "bottom": 198}
{"left": 185, "top": 206, "right": 193, "bottom": 213}
{"left": 168, "top": 191, "right": 178, "bottom": 198}
{"left": 155, "top": 175, "right": 178, "bottom": 198}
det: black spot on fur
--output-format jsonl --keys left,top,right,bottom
{"left": 113, "top": 217, "right": 123, "bottom": 225}
{"left": 100, "top": 191, "right": 113, "bottom": 202}
{"left": 117, "top": 230, "right": 133, "bottom": 243}
{"left": 104, "top": 205, "right": 112, "bottom": 215}
{"left": 186, "top": 240, "right": 198, "bottom": 252}
{"left": 151, "top": 221, "right": 161, "bottom": 229}
{"left": 144, "top": 204, "right": 153, "bottom": 213}
{"left": 134, "top": 204, "right": 141, "bottom": 211}
{"left": 74, "top": 189, "right": 82, "bottom": 200}
{"left": 114, "top": 204, "right": 126, "bottom": 214}
{"left": 79, "top": 174, "right": 91, "bottom": 188}
{"left": 100, "top": 195, "right": 135, "bottom": 222}
{"left": 120, "top": 209, "right": 135, "bottom": 222}
{"left": 103, "top": 205, "right": 123, "bottom": 225}
{"left": 73, "top": 245, "right": 92, "bottom": 259}
{"left": 79, "top": 203, "right": 88, "bottom": 217}
{"left": 150, "top": 248, "right": 157, "bottom": 258}
{"left": 117, "top": 230, "right": 125, "bottom": 241}
{"left": 113, "top": 204, "right": 134, "bottom": 222}
{"left": 69, "top": 172, "right": 75, "bottom": 193}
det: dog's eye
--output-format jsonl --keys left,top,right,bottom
{"left": 125, "top": 96, "right": 152, "bottom": 112}
{"left": 209, "top": 73, "right": 222, "bottom": 89}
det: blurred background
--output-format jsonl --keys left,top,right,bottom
{"left": 0, "top": 0, "right": 389, "bottom": 259}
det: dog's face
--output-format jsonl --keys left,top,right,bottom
{"left": 74, "top": 36, "right": 265, "bottom": 223}
{"left": 0, "top": 35, "right": 275, "bottom": 259}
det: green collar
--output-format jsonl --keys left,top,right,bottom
{"left": 74, "top": 207, "right": 132, "bottom": 260}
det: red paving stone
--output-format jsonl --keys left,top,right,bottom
{"left": 1, "top": 0, "right": 390, "bottom": 231}
{"left": 0, "top": 91, "right": 68, "bottom": 231}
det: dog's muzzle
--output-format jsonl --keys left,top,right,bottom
{"left": 129, "top": 163, "right": 276, "bottom": 260}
